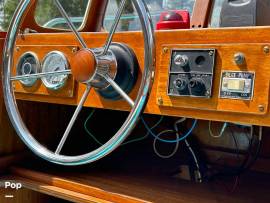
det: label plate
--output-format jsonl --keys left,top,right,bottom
{"left": 220, "top": 71, "right": 255, "bottom": 100}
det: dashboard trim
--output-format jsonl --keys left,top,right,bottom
{"left": 10, "top": 26, "right": 270, "bottom": 126}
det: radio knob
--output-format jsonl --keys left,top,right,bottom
{"left": 189, "top": 79, "right": 206, "bottom": 96}
{"left": 174, "top": 54, "right": 189, "bottom": 67}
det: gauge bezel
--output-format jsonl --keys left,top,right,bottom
{"left": 16, "top": 51, "right": 40, "bottom": 87}
{"left": 41, "top": 51, "right": 69, "bottom": 90}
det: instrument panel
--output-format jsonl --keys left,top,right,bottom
{"left": 16, "top": 51, "right": 70, "bottom": 90}
{"left": 168, "top": 49, "right": 215, "bottom": 98}
{"left": 13, "top": 45, "right": 76, "bottom": 98}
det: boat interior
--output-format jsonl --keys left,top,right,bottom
{"left": 1, "top": 0, "right": 270, "bottom": 202}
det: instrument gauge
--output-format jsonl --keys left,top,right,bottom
{"left": 16, "top": 52, "right": 40, "bottom": 86}
{"left": 41, "top": 51, "right": 69, "bottom": 90}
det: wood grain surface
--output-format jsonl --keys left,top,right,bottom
{"left": 7, "top": 26, "right": 270, "bottom": 126}
{"left": 157, "top": 43, "right": 270, "bottom": 115}
{"left": 191, "top": 0, "right": 212, "bottom": 28}
{"left": 9, "top": 166, "right": 270, "bottom": 203}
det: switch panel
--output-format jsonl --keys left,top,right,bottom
{"left": 168, "top": 49, "right": 216, "bottom": 98}
{"left": 220, "top": 71, "right": 255, "bottom": 100}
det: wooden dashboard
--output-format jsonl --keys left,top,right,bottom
{"left": 4, "top": 26, "right": 270, "bottom": 126}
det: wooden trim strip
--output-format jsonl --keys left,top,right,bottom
{"left": 191, "top": 0, "right": 213, "bottom": 28}
{"left": 3, "top": 176, "right": 112, "bottom": 203}
{"left": 19, "top": 0, "right": 108, "bottom": 33}
{"left": 83, "top": 0, "right": 108, "bottom": 32}
{"left": 11, "top": 167, "right": 149, "bottom": 203}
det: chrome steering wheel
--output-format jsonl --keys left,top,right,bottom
{"left": 2, "top": 0, "right": 155, "bottom": 165}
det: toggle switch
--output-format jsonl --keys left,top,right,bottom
{"left": 227, "top": 79, "right": 245, "bottom": 91}
{"left": 174, "top": 54, "right": 189, "bottom": 67}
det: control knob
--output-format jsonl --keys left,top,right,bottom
{"left": 189, "top": 78, "right": 207, "bottom": 96}
{"left": 174, "top": 54, "right": 189, "bottom": 67}
{"left": 174, "top": 78, "right": 188, "bottom": 94}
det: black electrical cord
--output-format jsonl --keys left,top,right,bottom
{"left": 229, "top": 126, "right": 262, "bottom": 176}
{"left": 230, "top": 129, "right": 241, "bottom": 162}
{"left": 174, "top": 119, "right": 203, "bottom": 182}
{"left": 210, "top": 126, "right": 262, "bottom": 178}
{"left": 233, "top": 130, "right": 255, "bottom": 174}
{"left": 236, "top": 127, "right": 262, "bottom": 174}
{"left": 211, "top": 127, "right": 262, "bottom": 193}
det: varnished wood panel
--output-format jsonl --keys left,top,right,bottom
{"left": 14, "top": 32, "right": 145, "bottom": 111}
{"left": 10, "top": 166, "right": 270, "bottom": 203}
{"left": 15, "top": 177, "right": 113, "bottom": 203}
{"left": 9, "top": 27, "right": 270, "bottom": 127}
{"left": 11, "top": 167, "right": 148, "bottom": 203}
{"left": 157, "top": 43, "right": 270, "bottom": 115}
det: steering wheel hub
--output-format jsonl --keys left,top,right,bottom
{"left": 70, "top": 49, "right": 97, "bottom": 83}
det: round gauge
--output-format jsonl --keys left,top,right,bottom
{"left": 16, "top": 52, "right": 40, "bottom": 86}
{"left": 41, "top": 51, "right": 69, "bottom": 90}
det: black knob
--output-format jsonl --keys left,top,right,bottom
{"left": 189, "top": 79, "right": 206, "bottom": 96}
{"left": 174, "top": 78, "right": 188, "bottom": 93}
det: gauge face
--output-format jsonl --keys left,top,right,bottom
{"left": 16, "top": 52, "right": 40, "bottom": 86}
{"left": 41, "top": 51, "right": 69, "bottom": 90}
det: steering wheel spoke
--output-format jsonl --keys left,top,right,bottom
{"left": 55, "top": 85, "right": 92, "bottom": 155}
{"left": 101, "top": 74, "right": 135, "bottom": 107}
{"left": 102, "top": 0, "right": 127, "bottom": 55}
{"left": 54, "top": 0, "right": 88, "bottom": 49}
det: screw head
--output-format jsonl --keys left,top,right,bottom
{"left": 157, "top": 97, "right": 163, "bottom": 105}
{"left": 16, "top": 47, "right": 20, "bottom": 52}
{"left": 72, "top": 47, "right": 79, "bottom": 53}
{"left": 264, "top": 46, "right": 270, "bottom": 54}
{"left": 163, "top": 47, "right": 169, "bottom": 54}
{"left": 209, "top": 51, "right": 214, "bottom": 56}
{"left": 258, "top": 105, "right": 265, "bottom": 112}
